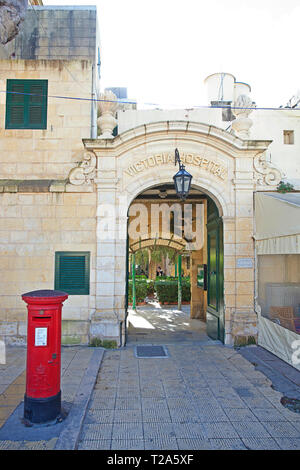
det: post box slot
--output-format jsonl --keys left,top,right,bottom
{"left": 33, "top": 316, "right": 51, "bottom": 321}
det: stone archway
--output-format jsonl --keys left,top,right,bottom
{"left": 71, "top": 120, "right": 281, "bottom": 346}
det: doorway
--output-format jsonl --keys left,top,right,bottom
{"left": 125, "top": 183, "right": 224, "bottom": 344}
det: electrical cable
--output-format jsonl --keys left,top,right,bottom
{"left": 2, "top": 89, "right": 300, "bottom": 111}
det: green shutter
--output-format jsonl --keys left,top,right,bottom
{"left": 55, "top": 252, "right": 90, "bottom": 295}
{"left": 6, "top": 79, "right": 48, "bottom": 129}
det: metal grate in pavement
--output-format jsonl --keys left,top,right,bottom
{"left": 135, "top": 345, "right": 168, "bottom": 358}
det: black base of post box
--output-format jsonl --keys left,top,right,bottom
{"left": 24, "top": 390, "right": 61, "bottom": 424}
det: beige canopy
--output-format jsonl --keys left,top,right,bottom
{"left": 255, "top": 192, "right": 300, "bottom": 254}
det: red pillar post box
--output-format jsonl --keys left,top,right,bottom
{"left": 22, "top": 289, "right": 68, "bottom": 424}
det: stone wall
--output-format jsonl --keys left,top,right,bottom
{"left": 0, "top": 6, "right": 98, "bottom": 61}
{"left": 0, "top": 189, "right": 97, "bottom": 345}
{"left": 0, "top": 59, "right": 93, "bottom": 180}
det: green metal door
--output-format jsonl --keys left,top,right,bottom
{"left": 206, "top": 200, "right": 224, "bottom": 342}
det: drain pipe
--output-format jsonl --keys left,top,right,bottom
{"left": 91, "top": 64, "right": 97, "bottom": 139}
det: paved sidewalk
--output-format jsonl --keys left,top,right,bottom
{"left": 238, "top": 345, "right": 300, "bottom": 400}
{"left": 0, "top": 346, "right": 100, "bottom": 450}
{"left": 77, "top": 305, "right": 300, "bottom": 450}
{"left": 0, "top": 304, "right": 300, "bottom": 450}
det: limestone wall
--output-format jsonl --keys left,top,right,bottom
{"left": 0, "top": 59, "right": 93, "bottom": 180}
{"left": 0, "top": 190, "right": 97, "bottom": 345}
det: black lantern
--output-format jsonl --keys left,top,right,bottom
{"left": 173, "top": 148, "right": 193, "bottom": 200}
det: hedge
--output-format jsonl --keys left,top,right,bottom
{"left": 154, "top": 278, "right": 191, "bottom": 304}
{"left": 128, "top": 277, "right": 191, "bottom": 304}
{"left": 128, "top": 279, "right": 148, "bottom": 303}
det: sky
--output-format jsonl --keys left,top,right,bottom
{"left": 43, "top": 0, "right": 300, "bottom": 109}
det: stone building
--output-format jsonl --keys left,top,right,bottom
{"left": 0, "top": 5, "right": 100, "bottom": 345}
{"left": 0, "top": 6, "right": 299, "bottom": 365}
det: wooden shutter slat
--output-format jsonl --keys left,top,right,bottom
{"left": 55, "top": 252, "right": 90, "bottom": 295}
{"left": 6, "top": 79, "right": 47, "bottom": 129}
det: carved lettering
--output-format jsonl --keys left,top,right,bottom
{"left": 123, "top": 152, "right": 228, "bottom": 181}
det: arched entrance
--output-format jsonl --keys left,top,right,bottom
{"left": 80, "top": 120, "right": 278, "bottom": 346}
{"left": 125, "top": 182, "right": 224, "bottom": 343}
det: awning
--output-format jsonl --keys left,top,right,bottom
{"left": 255, "top": 192, "right": 300, "bottom": 254}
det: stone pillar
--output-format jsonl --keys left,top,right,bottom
{"left": 91, "top": 153, "right": 126, "bottom": 346}
{"left": 226, "top": 156, "right": 257, "bottom": 346}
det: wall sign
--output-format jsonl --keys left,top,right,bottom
{"left": 236, "top": 258, "right": 254, "bottom": 269}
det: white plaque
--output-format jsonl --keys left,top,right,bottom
{"left": 236, "top": 258, "right": 253, "bottom": 268}
{"left": 35, "top": 327, "right": 47, "bottom": 346}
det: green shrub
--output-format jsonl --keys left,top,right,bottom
{"left": 128, "top": 279, "right": 148, "bottom": 303}
{"left": 146, "top": 279, "right": 155, "bottom": 296}
{"left": 154, "top": 279, "right": 191, "bottom": 304}
{"left": 89, "top": 338, "right": 117, "bottom": 348}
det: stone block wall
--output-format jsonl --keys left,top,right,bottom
{"left": 0, "top": 6, "right": 98, "bottom": 62}
{"left": 0, "top": 190, "right": 97, "bottom": 345}
{"left": 0, "top": 59, "right": 94, "bottom": 180}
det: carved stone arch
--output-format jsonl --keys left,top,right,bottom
{"left": 83, "top": 120, "right": 283, "bottom": 347}
{"left": 124, "top": 175, "right": 230, "bottom": 219}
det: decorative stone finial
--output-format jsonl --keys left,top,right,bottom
{"left": 231, "top": 94, "right": 255, "bottom": 139}
{"left": 97, "top": 90, "right": 119, "bottom": 139}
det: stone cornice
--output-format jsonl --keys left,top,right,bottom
{"left": 83, "top": 120, "right": 273, "bottom": 156}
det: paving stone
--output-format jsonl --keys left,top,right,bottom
{"left": 112, "top": 422, "right": 144, "bottom": 440}
{"left": 202, "top": 422, "right": 239, "bottom": 439}
{"left": 115, "top": 398, "right": 141, "bottom": 410}
{"left": 85, "top": 409, "right": 115, "bottom": 424}
{"left": 173, "top": 423, "right": 206, "bottom": 439}
{"left": 232, "top": 421, "right": 272, "bottom": 438}
{"left": 251, "top": 408, "right": 288, "bottom": 422}
{"left": 197, "top": 408, "right": 229, "bottom": 423}
{"left": 241, "top": 396, "right": 276, "bottom": 409}
{"left": 177, "top": 438, "right": 212, "bottom": 450}
{"left": 113, "top": 410, "right": 142, "bottom": 423}
{"left": 78, "top": 439, "right": 111, "bottom": 450}
{"left": 278, "top": 408, "right": 300, "bottom": 422}
{"left": 275, "top": 438, "right": 300, "bottom": 450}
{"left": 142, "top": 409, "right": 171, "bottom": 423}
{"left": 144, "top": 438, "right": 178, "bottom": 450}
{"left": 0, "top": 440, "right": 23, "bottom": 450}
{"left": 167, "top": 398, "right": 194, "bottom": 410}
{"left": 142, "top": 398, "right": 169, "bottom": 410}
{"left": 169, "top": 408, "right": 201, "bottom": 423}
{"left": 223, "top": 408, "right": 259, "bottom": 422}
{"left": 89, "top": 398, "right": 115, "bottom": 410}
{"left": 116, "top": 388, "right": 140, "bottom": 398}
{"left": 209, "top": 438, "right": 247, "bottom": 450}
{"left": 261, "top": 421, "right": 300, "bottom": 438}
{"left": 92, "top": 387, "right": 117, "bottom": 397}
{"left": 242, "top": 438, "right": 281, "bottom": 450}
{"left": 144, "top": 423, "right": 176, "bottom": 440}
{"left": 216, "top": 397, "right": 247, "bottom": 409}
{"left": 111, "top": 439, "right": 144, "bottom": 450}
{"left": 80, "top": 424, "right": 113, "bottom": 440}
{"left": 85, "top": 409, "right": 114, "bottom": 423}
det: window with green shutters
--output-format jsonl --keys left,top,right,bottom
{"left": 55, "top": 252, "right": 90, "bottom": 295}
{"left": 5, "top": 79, "right": 48, "bottom": 129}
